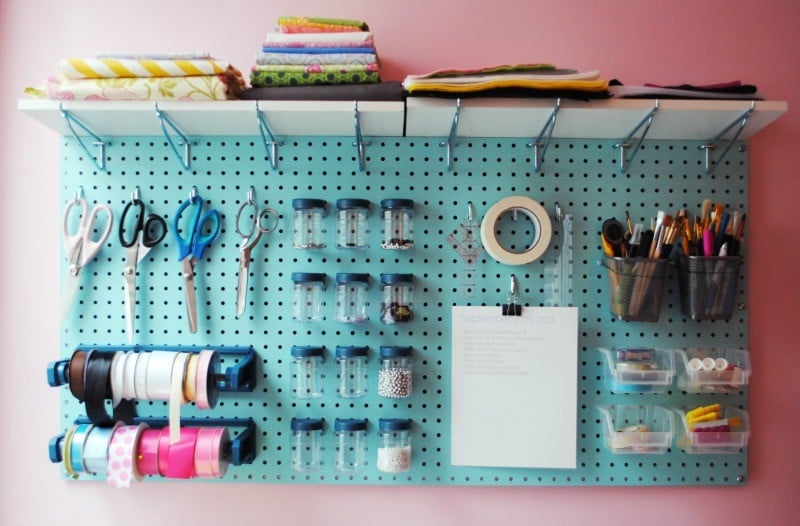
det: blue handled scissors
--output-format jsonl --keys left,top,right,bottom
{"left": 173, "top": 187, "right": 221, "bottom": 333}
{"left": 120, "top": 187, "right": 167, "bottom": 342}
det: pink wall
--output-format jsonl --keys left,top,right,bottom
{"left": 2, "top": 1, "right": 798, "bottom": 524}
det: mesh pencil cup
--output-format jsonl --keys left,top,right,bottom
{"left": 290, "top": 345, "right": 325, "bottom": 399}
{"left": 290, "top": 418, "right": 325, "bottom": 472}
{"left": 380, "top": 273, "right": 414, "bottom": 324}
{"left": 335, "top": 273, "right": 369, "bottom": 324}
{"left": 292, "top": 198, "right": 326, "bottom": 249}
{"left": 677, "top": 255, "right": 743, "bottom": 320}
{"left": 335, "top": 345, "right": 369, "bottom": 399}
{"left": 291, "top": 272, "right": 326, "bottom": 322}
{"left": 336, "top": 198, "right": 370, "bottom": 249}
{"left": 380, "top": 199, "right": 414, "bottom": 250}
{"left": 378, "top": 346, "right": 413, "bottom": 398}
{"left": 377, "top": 418, "right": 412, "bottom": 473}
{"left": 603, "top": 256, "right": 669, "bottom": 322}
{"left": 334, "top": 418, "right": 368, "bottom": 473}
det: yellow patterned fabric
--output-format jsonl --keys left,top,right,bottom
{"left": 35, "top": 74, "right": 242, "bottom": 101}
{"left": 277, "top": 16, "right": 368, "bottom": 32}
{"left": 60, "top": 58, "right": 230, "bottom": 79}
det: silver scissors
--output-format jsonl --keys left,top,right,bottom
{"left": 119, "top": 187, "right": 167, "bottom": 342}
{"left": 235, "top": 187, "right": 278, "bottom": 319}
{"left": 61, "top": 188, "right": 113, "bottom": 322}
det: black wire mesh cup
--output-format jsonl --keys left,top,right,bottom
{"left": 677, "top": 255, "right": 743, "bottom": 321}
{"left": 604, "top": 256, "right": 669, "bottom": 322}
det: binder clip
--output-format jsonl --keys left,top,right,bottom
{"left": 502, "top": 274, "right": 522, "bottom": 316}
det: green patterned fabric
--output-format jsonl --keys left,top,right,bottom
{"left": 250, "top": 66, "right": 380, "bottom": 87}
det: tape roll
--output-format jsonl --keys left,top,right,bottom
{"left": 69, "top": 423, "right": 93, "bottom": 473}
{"left": 168, "top": 352, "right": 190, "bottom": 444}
{"left": 146, "top": 351, "right": 179, "bottom": 401}
{"left": 134, "top": 351, "right": 151, "bottom": 400}
{"left": 107, "top": 423, "right": 147, "bottom": 488}
{"left": 136, "top": 428, "right": 161, "bottom": 476}
{"left": 110, "top": 351, "right": 125, "bottom": 408}
{"left": 68, "top": 351, "right": 88, "bottom": 402}
{"left": 479, "top": 196, "right": 552, "bottom": 265}
{"left": 83, "top": 423, "right": 119, "bottom": 475}
{"left": 121, "top": 351, "right": 138, "bottom": 401}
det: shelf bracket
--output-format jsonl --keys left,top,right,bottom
{"left": 613, "top": 100, "right": 659, "bottom": 173}
{"left": 256, "top": 102, "right": 282, "bottom": 170}
{"left": 154, "top": 103, "right": 193, "bottom": 170}
{"left": 352, "top": 100, "right": 370, "bottom": 172}
{"left": 439, "top": 98, "right": 462, "bottom": 171}
{"left": 698, "top": 101, "right": 755, "bottom": 175}
{"left": 59, "top": 104, "right": 108, "bottom": 172}
{"left": 526, "top": 98, "right": 561, "bottom": 173}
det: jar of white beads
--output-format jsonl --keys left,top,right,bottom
{"left": 377, "top": 418, "right": 412, "bottom": 473}
{"left": 335, "top": 273, "right": 369, "bottom": 324}
{"left": 290, "top": 345, "right": 325, "bottom": 399}
{"left": 292, "top": 198, "right": 327, "bottom": 249}
{"left": 335, "top": 345, "right": 369, "bottom": 398}
{"left": 334, "top": 418, "right": 368, "bottom": 473}
{"left": 290, "top": 418, "right": 325, "bottom": 472}
{"left": 291, "top": 272, "right": 326, "bottom": 322}
{"left": 379, "top": 273, "right": 414, "bottom": 324}
{"left": 378, "top": 346, "right": 413, "bottom": 398}
{"left": 336, "top": 198, "right": 370, "bottom": 249}
{"left": 380, "top": 199, "right": 414, "bottom": 250}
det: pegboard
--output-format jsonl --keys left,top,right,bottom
{"left": 57, "top": 135, "right": 748, "bottom": 486}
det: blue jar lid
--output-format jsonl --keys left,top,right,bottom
{"left": 334, "top": 418, "right": 368, "bottom": 432}
{"left": 336, "top": 198, "right": 370, "bottom": 209}
{"left": 380, "top": 273, "right": 413, "bottom": 284}
{"left": 292, "top": 198, "right": 326, "bottom": 210}
{"left": 291, "top": 417, "right": 324, "bottom": 431}
{"left": 336, "top": 273, "right": 369, "bottom": 284}
{"left": 291, "top": 345, "right": 325, "bottom": 358}
{"left": 380, "top": 198, "right": 414, "bottom": 209}
{"left": 291, "top": 272, "right": 326, "bottom": 284}
{"left": 378, "top": 418, "right": 412, "bottom": 431}
{"left": 379, "top": 345, "right": 412, "bottom": 358}
{"left": 335, "top": 345, "right": 369, "bottom": 358}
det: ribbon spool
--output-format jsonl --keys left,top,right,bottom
{"left": 480, "top": 196, "right": 552, "bottom": 265}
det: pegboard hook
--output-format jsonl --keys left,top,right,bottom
{"left": 502, "top": 274, "right": 522, "bottom": 316}
{"left": 613, "top": 100, "right": 659, "bottom": 174}
{"left": 526, "top": 98, "right": 561, "bottom": 173}
{"left": 353, "top": 100, "right": 371, "bottom": 172}
{"left": 439, "top": 98, "right": 461, "bottom": 171}
{"left": 256, "top": 102, "right": 282, "bottom": 170}
{"left": 155, "top": 103, "right": 193, "bottom": 170}
{"left": 59, "top": 103, "right": 108, "bottom": 172}
{"left": 698, "top": 101, "right": 755, "bottom": 175}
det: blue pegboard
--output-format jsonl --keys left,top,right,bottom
{"left": 57, "top": 135, "right": 748, "bottom": 485}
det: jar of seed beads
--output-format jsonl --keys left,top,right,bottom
{"left": 290, "top": 418, "right": 325, "bottom": 472}
{"left": 335, "top": 345, "right": 369, "bottom": 399}
{"left": 379, "top": 273, "right": 414, "bottom": 324}
{"left": 335, "top": 273, "right": 369, "bottom": 324}
{"left": 378, "top": 346, "right": 413, "bottom": 398}
{"left": 336, "top": 198, "right": 370, "bottom": 250}
{"left": 377, "top": 418, "right": 412, "bottom": 473}
{"left": 292, "top": 198, "right": 326, "bottom": 249}
{"left": 380, "top": 199, "right": 414, "bottom": 250}
{"left": 290, "top": 345, "right": 325, "bottom": 399}
{"left": 334, "top": 418, "right": 368, "bottom": 473}
{"left": 291, "top": 272, "right": 326, "bottom": 322}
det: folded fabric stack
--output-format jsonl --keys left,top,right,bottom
{"left": 250, "top": 16, "right": 383, "bottom": 89}
{"left": 608, "top": 79, "right": 761, "bottom": 100}
{"left": 403, "top": 64, "right": 610, "bottom": 99}
{"left": 27, "top": 53, "right": 246, "bottom": 101}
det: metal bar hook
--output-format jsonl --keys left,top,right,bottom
{"left": 613, "top": 100, "right": 659, "bottom": 173}
{"left": 154, "top": 103, "right": 193, "bottom": 170}
{"left": 439, "top": 98, "right": 462, "bottom": 171}
{"left": 699, "top": 101, "right": 755, "bottom": 175}
{"left": 59, "top": 103, "right": 108, "bottom": 172}
{"left": 526, "top": 98, "right": 561, "bottom": 172}
{"left": 256, "top": 102, "right": 282, "bottom": 170}
{"left": 353, "top": 100, "right": 371, "bottom": 172}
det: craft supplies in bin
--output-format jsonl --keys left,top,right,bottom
{"left": 290, "top": 418, "right": 325, "bottom": 471}
{"left": 377, "top": 418, "right": 412, "bottom": 473}
{"left": 598, "top": 348, "right": 675, "bottom": 393}
{"left": 674, "top": 348, "right": 750, "bottom": 393}
{"left": 380, "top": 199, "right": 414, "bottom": 250}
{"left": 335, "top": 346, "right": 369, "bottom": 398}
{"left": 335, "top": 273, "right": 369, "bottom": 323}
{"left": 677, "top": 255, "right": 743, "bottom": 320}
{"left": 290, "top": 346, "right": 325, "bottom": 399}
{"left": 292, "top": 198, "right": 327, "bottom": 249}
{"left": 291, "top": 272, "right": 326, "bottom": 322}
{"left": 378, "top": 346, "right": 413, "bottom": 398}
{"left": 597, "top": 405, "right": 674, "bottom": 454}
{"left": 603, "top": 256, "right": 669, "bottom": 321}
{"left": 380, "top": 273, "right": 414, "bottom": 324}
{"left": 336, "top": 199, "right": 370, "bottom": 249}
{"left": 334, "top": 418, "right": 368, "bottom": 473}
{"left": 676, "top": 405, "right": 750, "bottom": 454}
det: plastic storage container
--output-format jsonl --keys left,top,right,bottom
{"left": 597, "top": 404, "right": 675, "bottom": 454}
{"left": 377, "top": 346, "right": 413, "bottom": 398}
{"left": 336, "top": 198, "right": 370, "bottom": 250}
{"left": 598, "top": 348, "right": 675, "bottom": 393}
{"left": 674, "top": 347, "right": 751, "bottom": 393}
{"left": 334, "top": 418, "right": 368, "bottom": 472}
{"left": 377, "top": 418, "right": 412, "bottom": 473}
{"left": 291, "top": 272, "right": 326, "bottom": 322}
{"left": 676, "top": 405, "right": 750, "bottom": 454}
{"left": 677, "top": 255, "right": 743, "bottom": 320}
{"left": 290, "top": 345, "right": 325, "bottom": 399}
{"left": 290, "top": 418, "right": 325, "bottom": 471}
{"left": 379, "top": 273, "right": 414, "bottom": 324}
{"left": 335, "top": 273, "right": 369, "bottom": 324}
{"left": 292, "top": 198, "right": 327, "bottom": 249}
{"left": 335, "top": 345, "right": 369, "bottom": 399}
{"left": 603, "top": 256, "right": 669, "bottom": 322}
{"left": 380, "top": 199, "right": 414, "bottom": 250}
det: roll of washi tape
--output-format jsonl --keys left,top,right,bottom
{"left": 212, "top": 427, "right": 229, "bottom": 477}
{"left": 68, "top": 351, "right": 88, "bottom": 402}
{"left": 168, "top": 352, "right": 190, "bottom": 444}
{"left": 193, "top": 427, "right": 217, "bottom": 478}
{"left": 479, "top": 196, "right": 552, "bottom": 265}
{"left": 146, "top": 351, "right": 179, "bottom": 401}
{"left": 69, "top": 423, "right": 94, "bottom": 473}
{"left": 83, "top": 423, "right": 119, "bottom": 476}
{"left": 160, "top": 427, "right": 201, "bottom": 479}
{"left": 195, "top": 350, "right": 220, "bottom": 410}
{"left": 121, "top": 351, "right": 138, "bottom": 401}
{"left": 134, "top": 351, "right": 151, "bottom": 400}
{"left": 107, "top": 424, "right": 147, "bottom": 488}
{"left": 62, "top": 425, "right": 78, "bottom": 477}
{"left": 183, "top": 354, "right": 199, "bottom": 403}
{"left": 136, "top": 428, "right": 161, "bottom": 477}
{"left": 84, "top": 352, "right": 115, "bottom": 425}
{"left": 110, "top": 351, "right": 126, "bottom": 408}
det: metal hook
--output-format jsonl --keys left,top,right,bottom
{"left": 439, "top": 98, "right": 462, "bottom": 171}
{"left": 189, "top": 186, "right": 198, "bottom": 202}
{"left": 467, "top": 201, "right": 475, "bottom": 223}
{"left": 130, "top": 186, "right": 141, "bottom": 204}
{"left": 155, "top": 103, "right": 193, "bottom": 170}
{"left": 526, "top": 98, "right": 561, "bottom": 172}
{"left": 512, "top": 207, "right": 518, "bottom": 221}
{"left": 353, "top": 100, "right": 370, "bottom": 172}
{"left": 59, "top": 103, "right": 108, "bottom": 172}
{"left": 256, "top": 102, "right": 282, "bottom": 170}
{"left": 246, "top": 186, "right": 256, "bottom": 204}
{"left": 699, "top": 101, "right": 755, "bottom": 175}
{"left": 503, "top": 274, "right": 522, "bottom": 316}
{"left": 72, "top": 186, "right": 85, "bottom": 204}
{"left": 613, "top": 100, "right": 659, "bottom": 173}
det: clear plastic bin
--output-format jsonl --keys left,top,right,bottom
{"left": 598, "top": 347, "right": 675, "bottom": 393}
{"left": 675, "top": 406, "right": 750, "bottom": 454}
{"left": 603, "top": 256, "right": 669, "bottom": 322}
{"left": 677, "top": 255, "right": 743, "bottom": 321}
{"left": 674, "top": 348, "right": 751, "bottom": 393}
{"left": 597, "top": 405, "right": 674, "bottom": 454}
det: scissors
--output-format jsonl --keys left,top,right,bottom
{"left": 119, "top": 187, "right": 167, "bottom": 342}
{"left": 234, "top": 187, "right": 278, "bottom": 319}
{"left": 173, "top": 187, "right": 221, "bottom": 333}
{"left": 61, "top": 188, "right": 114, "bottom": 323}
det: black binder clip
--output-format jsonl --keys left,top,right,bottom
{"left": 502, "top": 274, "right": 522, "bottom": 316}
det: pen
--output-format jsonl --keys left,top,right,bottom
{"left": 702, "top": 229, "right": 714, "bottom": 257}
